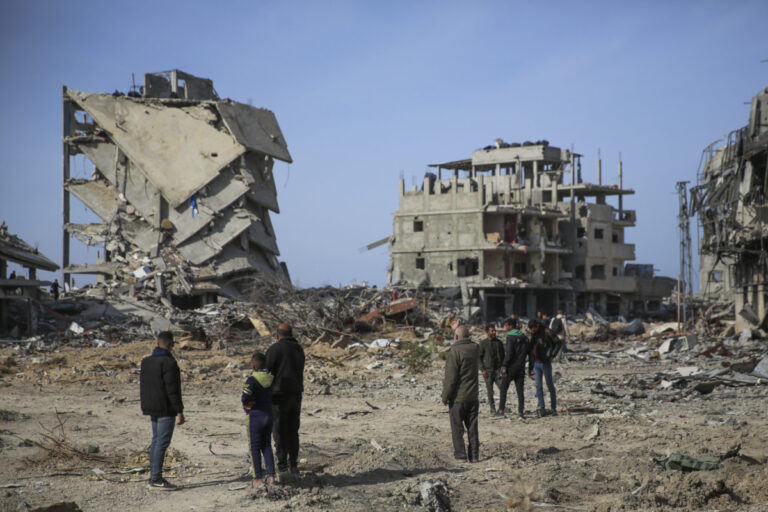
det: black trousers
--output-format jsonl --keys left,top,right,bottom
{"left": 498, "top": 369, "right": 525, "bottom": 415}
{"left": 449, "top": 400, "right": 479, "bottom": 461}
{"left": 483, "top": 370, "right": 501, "bottom": 408}
{"left": 272, "top": 393, "right": 302, "bottom": 472}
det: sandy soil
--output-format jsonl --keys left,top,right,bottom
{"left": 1, "top": 335, "right": 767, "bottom": 511}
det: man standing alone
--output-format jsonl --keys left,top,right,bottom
{"left": 140, "top": 331, "right": 185, "bottom": 490}
{"left": 441, "top": 325, "right": 480, "bottom": 462}
{"left": 478, "top": 324, "right": 504, "bottom": 415}
{"left": 266, "top": 323, "right": 305, "bottom": 481}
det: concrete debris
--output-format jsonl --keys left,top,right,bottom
{"left": 62, "top": 70, "right": 292, "bottom": 306}
{"left": 419, "top": 479, "right": 451, "bottom": 512}
{"left": 752, "top": 356, "right": 768, "bottom": 379}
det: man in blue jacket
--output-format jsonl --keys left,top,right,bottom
{"left": 140, "top": 331, "right": 185, "bottom": 490}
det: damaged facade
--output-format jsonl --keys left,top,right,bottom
{"left": 0, "top": 222, "right": 58, "bottom": 336}
{"left": 692, "top": 85, "right": 768, "bottom": 330}
{"left": 388, "top": 140, "right": 674, "bottom": 320}
{"left": 62, "top": 70, "right": 292, "bottom": 305}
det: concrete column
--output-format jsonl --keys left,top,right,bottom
{"left": 423, "top": 177, "right": 430, "bottom": 210}
{"left": 618, "top": 157, "right": 623, "bottom": 215}
{"left": 533, "top": 161, "right": 539, "bottom": 188}
{"left": 599, "top": 293, "right": 608, "bottom": 316}
{"left": 526, "top": 290, "right": 536, "bottom": 318}
{"left": 451, "top": 175, "right": 458, "bottom": 210}
{"left": 551, "top": 173, "right": 558, "bottom": 207}
{"left": 597, "top": 154, "right": 602, "bottom": 186}
{"left": 477, "top": 174, "right": 484, "bottom": 207}
{"left": 735, "top": 287, "right": 746, "bottom": 330}
{"left": 760, "top": 284, "right": 766, "bottom": 325}
{"left": 62, "top": 87, "right": 71, "bottom": 288}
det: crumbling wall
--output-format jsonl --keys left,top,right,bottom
{"left": 692, "top": 86, "right": 768, "bottom": 329}
{"left": 62, "top": 71, "right": 293, "bottom": 302}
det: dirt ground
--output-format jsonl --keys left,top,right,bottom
{"left": 1, "top": 334, "right": 767, "bottom": 511}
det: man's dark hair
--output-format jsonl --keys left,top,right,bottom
{"left": 157, "top": 331, "right": 174, "bottom": 348}
{"left": 485, "top": 323, "right": 495, "bottom": 331}
{"left": 505, "top": 317, "right": 517, "bottom": 328}
{"left": 527, "top": 319, "right": 539, "bottom": 330}
{"left": 251, "top": 351, "right": 266, "bottom": 368}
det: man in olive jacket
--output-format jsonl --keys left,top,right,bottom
{"left": 441, "top": 325, "right": 480, "bottom": 462}
{"left": 478, "top": 324, "right": 505, "bottom": 415}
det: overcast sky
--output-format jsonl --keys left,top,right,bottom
{"left": 1, "top": 1, "right": 767, "bottom": 289}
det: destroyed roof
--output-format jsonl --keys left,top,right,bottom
{"left": 0, "top": 222, "right": 59, "bottom": 271}
{"left": 428, "top": 158, "right": 472, "bottom": 170}
{"left": 66, "top": 91, "right": 292, "bottom": 209}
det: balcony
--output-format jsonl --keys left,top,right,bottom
{"left": 586, "top": 275, "right": 637, "bottom": 293}
{"left": 612, "top": 209, "right": 636, "bottom": 225}
{"left": 612, "top": 243, "right": 635, "bottom": 260}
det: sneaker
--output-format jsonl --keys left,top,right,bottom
{"left": 518, "top": 412, "right": 525, "bottom": 419}
{"left": 491, "top": 411, "right": 506, "bottom": 420}
{"left": 536, "top": 408, "right": 546, "bottom": 418}
{"left": 148, "top": 478, "right": 176, "bottom": 490}
{"left": 489, "top": 405, "right": 496, "bottom": 415}
{"left": 289, "top": 466, "right": 300, "bottom": 476}
{"left": 277, "top": 472, "right": 294, "bottom": 484}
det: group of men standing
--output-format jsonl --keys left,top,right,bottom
{"left": 139, "top": 323, "right": 305, "bottom": 489}
{"left": 441, "top": 310, "right": 568, "bottom": 462}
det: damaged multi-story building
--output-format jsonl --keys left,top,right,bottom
{"left": 692, "top": 85, "right": 768, "bottom": 329}
{"left": 62, "top": 70, "right": 292, "bottom": 305}
{"left": 388, "top": 140, "right": 674, "bottom": 320}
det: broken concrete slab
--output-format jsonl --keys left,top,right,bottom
{"left": 752, "top": 356, "right": 768, "bottom": 379}
{"left": 68, "top": 90, "right": 245, "bottom": 208}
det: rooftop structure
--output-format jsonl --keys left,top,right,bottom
{"left": 388, "top": 140, "right": 674, "bottom": 320}
{"left": 691, "top": 86, "right": 768, "bottom": 329}
{"left": 62, "top": 70, "right": 292, "bottom": 305}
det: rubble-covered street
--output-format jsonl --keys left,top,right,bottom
{"left": 1, "top": 300, "right": 767, "bottom": 511}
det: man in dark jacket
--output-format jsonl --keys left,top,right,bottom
{"left": 530, "top": 320, "right": 557, "bottom": 417}
{"left": 478, "top": 324, "right": 505, "bottom": 415}
{"left": 140, "top": 331, "right": 185, "bottom": 490}
{"left": 441, "top": 325, "right": 480, "bottom": 462}
{"left": 495, "top": 317, "right": 533, "bottom": 419}
{"left": 265, "top": 323, "right": 305, "bottom": 481}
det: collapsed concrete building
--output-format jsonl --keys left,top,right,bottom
{"left": 0, "top": 222, "right": 59, "bottom": 336}
{"left": 692, "top": 85, "right": 768, "bottom": 330}
{"left": 388, "top": 140, "right": 674, "bottom": 320}
{"left": 62, "top": 70, "right": 292, "bottom": 305}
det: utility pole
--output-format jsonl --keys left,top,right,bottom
{"left": 676, "top": 181, "right": 693, "bottom": 329}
